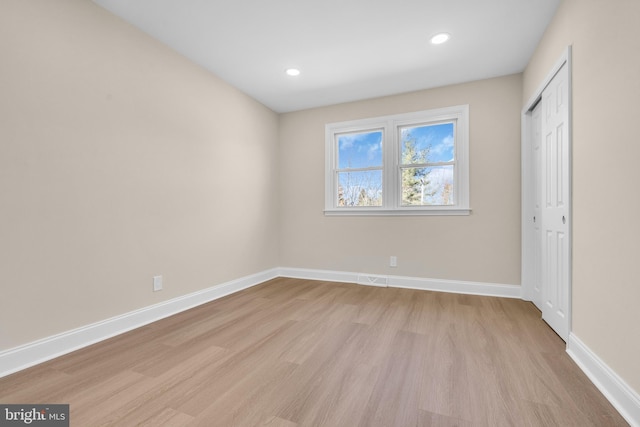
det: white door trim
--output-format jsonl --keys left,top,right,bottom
{"left": 521, "top": 46, "right": 573, "bottom": 338}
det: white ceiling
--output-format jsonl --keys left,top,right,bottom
{"left": 92, "top": 0, "right": 560, "bottom": 113}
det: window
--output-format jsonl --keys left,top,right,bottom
{"left": 325, "top": 105, "right": 469, "bottom": 215}
{"left": 335, "top": 129, "right": 384, "bottom": 207}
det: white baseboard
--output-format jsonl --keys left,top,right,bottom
{"left": 567, "top": 334, "right": 640, "bottom": 427}
{"left": 277, "top": 267, "right": 359, "bottom": 284}
{"left": 387, "top": 274, "right": 521, "bottom": 298}
{"left": 0, "top": 268, "right": 279, "bottom": 379}
{"left": 278, "top": 267, "right": 521, "bottom": 298}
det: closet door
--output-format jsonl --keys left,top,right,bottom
{"left": 531, "top": 102, "right": 543, "bottom": 311}
{"left": 540, "top": 62, "right": 570, "bottom": 341}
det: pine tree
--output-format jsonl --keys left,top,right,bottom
{"left": 401, "top": 137, "right": 431, "bottom": 205}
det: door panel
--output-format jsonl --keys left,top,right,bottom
{"left": 540, "top": 62, "right": 570, "bottom": 341}
{"left": 531, "top": 103, "right": 542, "bottom": 310}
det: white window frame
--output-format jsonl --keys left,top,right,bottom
{"left": 325, "top": 105, "right": 470, "bottom": 216}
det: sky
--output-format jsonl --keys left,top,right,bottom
{"left": 400, "top": 122, "right": 454, "bottom": 163}
{"left": 337, "top": 130, "right": 383, "bottom": 169}
{"left": 336, "top": 122, "right": 456, "bottom": 206}
{"left": 337, "top": 122, "right": 454, "bottom": 169}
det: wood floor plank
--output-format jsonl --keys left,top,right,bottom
{"left": 419, "top": 319, "right": 474, "bottom": 422}
{"left": 135, "top": 407, "right": 194, "bottom": 427}
{"left": 358, "top": 330, "right": 426, "bottom": 427}
{"left": 271, "top": 322, "right": 368, "bottom": 424}
{"left": 0, "top": 367, "right": 72, "bottom": 404}
{"left": 263, "top": 416, "right": 298, "bottom": 427}
{"left": 280, "top": 324, "right": 381, "bottom": 427}
{"left": 0, "top": 278, "right": 629, "bottom": 426}
{"left": 159, "top": 296, "right": 273, "bottom": 347}
{"left": 188, "top": 360, "right": 297, "bottom": 426}
{"left": 417, "top": 409, "right": 473, "bottom": 427}
{"left": 71, "top": 372, "right": 168, "bottom": 426}
{"left": 170, "top": 321, "right": 301, "bottom": 417}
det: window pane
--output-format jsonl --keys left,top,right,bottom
{"left": 400, "top": 122, "right": 454, "bottom": 164}
{"left": 338, "top": 170, "right": 382, "bottom": 206}
{"left": 401, "top": 166, "right": 454, "bottom": 206}
{"left": 337, "top": 130, "right": 382, "bottom": 169}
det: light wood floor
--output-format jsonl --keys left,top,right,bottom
{"left": 0, "top": 278, "right": 628, "bottom": 426}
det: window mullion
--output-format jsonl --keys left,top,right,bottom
{"left": 400, "top": 160, "right": 456, "bottom": 169}
{"left": 336, "top": 166, "right": 384, "bottom": 173}
{"left": 384, "top": 120, "right": 397, "bottom": 210}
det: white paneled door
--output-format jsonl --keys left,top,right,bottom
{"left": 531, "top": 101, "right": 543, "bottom": 311}
{"left": 540, "top": 62, "right": 570, "bottom": 341}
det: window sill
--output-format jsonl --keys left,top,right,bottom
{"left": 323, "top": 208, "right": 471, "bottom": 216}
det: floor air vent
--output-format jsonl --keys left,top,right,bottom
{"left": 356, "top": 274, "right": 389, "bottom": 287}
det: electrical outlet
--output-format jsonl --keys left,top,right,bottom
{"left": 153, "top": 275, "right": 163, "bottom": 292}
{"left": 390, "top": 256, "right": 398, "bottom": 267}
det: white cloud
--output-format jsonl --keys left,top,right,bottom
{"left": 430, "top": 135, "right": 454, "bottom": 160}
{"left": 339, "top": 135, "right": 356, "bottom": 150}
{"left": 367, "top": 143, "right": 380, "bottom": 160}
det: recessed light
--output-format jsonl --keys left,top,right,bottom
{"left": 430, "top": 33, "right": 451, "bottom": 45}
{"left": 285, "top": 68, "right": 301, "bottom": 76}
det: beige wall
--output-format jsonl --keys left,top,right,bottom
{"left": 279, "top": 75, "right": 523, "bottom": 285}
{"left": 523, "top": 0, "right": 640, "bottom": 392}
{"left": 0, "top": 0, "right": 280, "bottom": 351}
